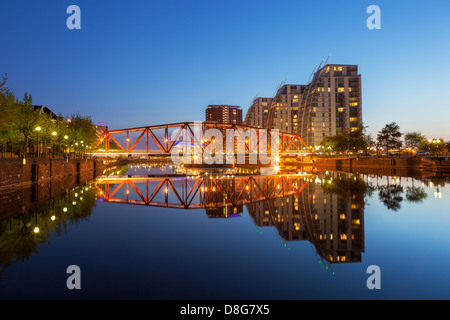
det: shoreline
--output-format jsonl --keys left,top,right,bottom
{"left": 0, "top": 158, "right": 107, "bottom": 193}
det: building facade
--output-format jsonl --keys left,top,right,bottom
{"left": 298, "top": 64, "right": 362, "bottom": 148}
{"left": 244, "top": 97, "right": 273, "bottom": 128}
{"left": 266, "top": 85, "right": 306, "bottom": 134}
{"left": 205, "top": 105, "right": 243, "bottom": 125}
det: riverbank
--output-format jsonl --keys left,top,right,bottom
{"left": 0, "top": 158, "right": 107, "bottom": 192}
{"left": 313, "top": 157, "right": 450, "bottom": 178}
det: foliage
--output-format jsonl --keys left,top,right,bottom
{"left": 319, "top": 124, "right": 372, "bottom": 155}
{"left": 0, "top": 74, "right": 98, "bottom": 158}
{"left": 404, "top": 131, "right": 426, "bottom": 149}
{"left": 377, "top": 122, "right": 403, "bottom": 152}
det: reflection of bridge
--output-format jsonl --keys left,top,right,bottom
{"left": 94, "top": 172, "right": 364, "bottom": 266}
{"left": 93, "top": 122, "right": 314, "bottom": 158}
{"left": 95, "top": 173, "right": 312, "bottom": 209}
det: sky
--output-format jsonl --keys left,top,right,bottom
{"left": 1, "top": 0, "right": 449, "bottom": 140}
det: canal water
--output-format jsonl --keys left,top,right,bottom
{"left": 0, "top": 163, "right": 449, "bottom": 300}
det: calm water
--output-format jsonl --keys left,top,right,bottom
{"left": 0, "top": 163, "right": 449, "bottom": 300}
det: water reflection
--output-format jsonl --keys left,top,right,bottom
{"left": 94, "top": 166, "right": 375, "bottom": 268}
{"left": 0, "top": 183, "right": 97, "bottom": 275}
{"left": 1, "top": 162, "right": 449, "bottom": 279}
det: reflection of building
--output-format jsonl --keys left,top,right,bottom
{"left": 246, "top": 195, "right": 306, "bottom": 241}
{"left": 299, "top": 181, "right": 364, "bottom": 263}
{"left": 244, "top": 97, "right": 273, "bottom": 128}
{"left": 246, "top": 176, "right": 365, "bottom": 264}
{"left": 205, "top": 105, "right": 243, "bottom": 125}
{"left": 206, "top": 205, "right": 243, "bottom": 218}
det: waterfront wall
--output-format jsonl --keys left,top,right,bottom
{"left": 313, "top": 157, "right": 437, "bottom": 177}
{"left": 0, "top": 158, "right": 106, "bottom": 191}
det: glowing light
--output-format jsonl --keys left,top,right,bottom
{"left": 51, "top": 215, "right": 56, "bottom": 221}
{"left": 33, "top": 227, "right": 39, "bottom": 233}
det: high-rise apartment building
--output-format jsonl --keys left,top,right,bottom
{"left": 266, "top": 85, "right": 306, "bottom": 134}
{"left": 205, "top": 105, "right": 243, "bottom": 125}
{"left": 244, "top": 97, "right": 273, "bottom": 128}
{"left": 298, "top": 64, "right": 362, "bottom": 148}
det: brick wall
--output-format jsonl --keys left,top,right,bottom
{"left": 0, "top": 158, "right": 105, "bottom": 191}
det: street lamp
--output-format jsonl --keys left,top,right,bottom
{"left": 35, "top": 126, "right": 41, "bottom": 158}
{"left": 63, "top": 135, "right": 68, "bottom": 159}
{"left": 52, "top": 131, "right": 57, "bottom": 158}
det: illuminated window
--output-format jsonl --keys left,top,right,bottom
{"left": 338, "top": 88, "right": 345, "bottom": 92}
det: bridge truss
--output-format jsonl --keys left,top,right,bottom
{"left": 94, "top": 122, "right": 313, "bottom": 157}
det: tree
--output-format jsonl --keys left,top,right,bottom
{"left": 67, "top": 114, "right": 97, "bottom": 157}
{"left": 0, "top": 74, "right": 21, "bottom": 157}
{"left": 377, "top": 122, "right": 402, "bottom": 153}
{"left": 10, "top": 93, "right": 45, "bottom": 157}
{"left": 320, "top": 124, "right": 372, "bottom": 156}
{"left": 426, "top": 138, "right": 447, "bottom": 157}
{"left": 404, "top": 131, "right": 426, "bottom": 150}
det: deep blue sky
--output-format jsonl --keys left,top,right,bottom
{"left": 1, "top": 0, "right": 449, "bottom": 139}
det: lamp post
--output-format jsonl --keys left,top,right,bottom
{"left": 52, "top": 131, "right": 57, "bottom": 158}
{"left": 35, "top": 126, "right": 41, "bottom": 158}
{"left": 63, "top": 135, "right": 68, "bottom": 159}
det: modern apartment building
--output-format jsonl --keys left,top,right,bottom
{"left": 265, "top": 84, "right": 306, "bottom": 134}
{"left": 244, "top": 97, "right": 273, "bottom": 128}
{"left": 205, "top": 105, "right": 243, "bottom": 125}
{"left": 298, "top": 64, "right": 362, "bottom": 148}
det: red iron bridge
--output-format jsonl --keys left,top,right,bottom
{"left": 92, "top": 122, "right": 314, "bottom": 161}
